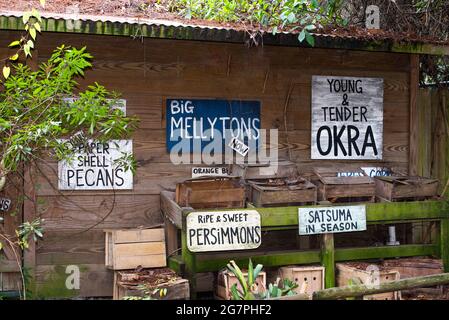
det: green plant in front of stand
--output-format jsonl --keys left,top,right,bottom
{"left": 261, "top": 278, "right": 299, "bottom": 299}
{"left": 226, "top": 259, "right": 263, "bottom": 300}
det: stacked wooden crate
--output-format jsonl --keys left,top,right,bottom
{"left": 249, "top": 177, "right": 317, "bottom": 207}
{"left": 278, "top": 266, "right": 325, "bottom": 297}
{"left": 113, "top": 268, "right": 189, "bottom": 300}
{"left": 105, "top": 227, "right": 189, "bottom": 300}
{"left": 336, "top": 262, "right": 401, "bottom": 300}
{"left": 313, "top": 167, "right": 375, "bottom": 203}
{"left": 176, "top": 177, "right": 245, "bottom": 209}
{"left": 375, "top": 176, "right": 439, "bottom": 202}
{"left": 231, "top": 161, "right": 317, "bottom": 206}
{"left": 215, "top": 269, "right": 267, "bottom": 300}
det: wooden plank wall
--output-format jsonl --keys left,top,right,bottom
{"left": 417, "top": 88, "right": 449, "bottom": 193}
{"left": 0, "top": 31, "right": 412, "bottom": 297}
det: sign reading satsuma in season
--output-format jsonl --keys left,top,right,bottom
{"left": 299, "top": 205, "right": 367, "bottom": 235}
{"left": 311, "top": 76, "right": 384, "bottom": 160}
{"left": 58, "top": 139, "right": 133, "bottom": 190}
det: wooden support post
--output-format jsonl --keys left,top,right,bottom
{"left": 181, "top": 209, "right": 197, "bottom": 299}
{"left": 320, "top": 233, "right": 335, "bottom": 288}
{"left": 440, "top": 219, "right": 449, "bottom": 272}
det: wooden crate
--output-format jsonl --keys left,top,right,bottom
{"left": 216, "top": 269, "right": 266, "bottom": 300}
{"left": 113, "top": 268, "right": 189, "bottom": 300}
{"left": 230, "top": 161, "right": 299, "bottom": 180}
{"left": 382, "top": 258, "right": 443, "bottom": 278}
{"left": 105, "top": 228, "right": 166, "bottom": 270}
{"left": 336, "top": 262, "right": 401, "bottom": 300}
{"left": 176, "top": 177, "right": 245, "bottom": 209}
{"left": 313, "top": 167, "right": 375, "bottom": 203}
{"left": 375, "top": 176, "right": 439, "bottom": 201}
{"left": 278, "top": 266, "right": 324, "bottom": 297}
{"left": 249, "top": 177, "right": 317, "bottom": 207}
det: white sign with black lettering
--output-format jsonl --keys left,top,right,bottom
{"left": 0, "top": 198, "right": 11, "bottom": 211}
{"left": 311, "top": 76, "right": 383, "bottom": 160}
{"left": 228, "top": 137, "right": 250, "bottom": 157}
{"left": 299, "top": 205, "right": 366, "bottom": 235}
{"left": 186, "top": 210, "right": 261, "bottom": 252}
{"left": 337, "top": 167, "right": 392, "bottom": 177}
{"left": 191, "top": 167, "right": 229, "bottom": 179}
{"left": 58, "top": 139, "right": 133, "bottom": 190}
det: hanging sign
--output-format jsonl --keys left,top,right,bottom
{"left": 58, "top": 139, "right": 133, "bottom": 190}
{"left": 166, "top": 99, "right": 260, "bottom": 153}
{"left": 191, "top": 167, "right": 230, "bottom": 179}
{"left": 186, "top": 210, "right": 261, "bottom": 252}
{"left": 311, "top": 76, "right": 383, "bottom": 160}
{"left": 0, "top": 197, "right": 11, "bottom": 211}
{"left": 299, "top": 205, "right": 367, "bottom": 235}
{"left": 337, "top": 167, "right": 392, "bottom": 177}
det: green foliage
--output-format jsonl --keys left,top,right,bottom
{"left": 16, "top": 218, "right": 44, "bottom": 250}
{"left": 167, "top": 0, "right": 346, "bottom": 45}
{"left": 260, "top": 278, "right": 299, "bottom": 299}
{"left": 0, "top": 45, "right": 139, "bottom": 177}
{"left": 226, "top": 259, "right": 263, "bottom": 300}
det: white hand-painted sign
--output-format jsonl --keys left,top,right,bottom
{"left": 186, "top": 210, "right": 261, "bottom": 252}
{"left": 58, "top": 139, "right": 133, "bottom": 190}
{"left": 228, "top": 137, "right": 250, "bottom": 156}
{"left": 299, "top": 205, "right": 367, "bottom": 235}
{"left": 337, "top": 167, "right": 392, "bottom": 177}
{"left": 191, "top": 167, "right": 230, "bottom": 179}
{"left": 0, "top": 197, "right": 11, "bottom": 211}
{"left": 311, "top": 76, "right": 383, "bottom": 160}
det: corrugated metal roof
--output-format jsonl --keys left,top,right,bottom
{"left": 0, "top": 10, "right": 448, "bottom": 55}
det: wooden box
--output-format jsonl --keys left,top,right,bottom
{"left": 383, "top": 258, "right": 443, "bottom": 279}
{"left": 278, "top": 266, "right": 324, "bottom": 297}
{"left": 113, "top": 268, "right": 189, "bottom": 300}
{"left": 313, "top": 167, "right": 375, "bottom": 203}
{"left": 216, "top": 269, "right": 266, "bottom": 300}
{"left": 105, "top": 228, "right": 166, "bottom": 270}
{"left": 375, "top": 176, "right": 439, "bottom": 201}
{"left": 249, "top": 177, "right": 317, "bottom": 207}
{"left": 230, "top": 161, "right": 299, "bottom": 180}
{"left": 176, "top": 177, "right": 245, "bottom": 209}
{"left": 336, "top": 262, "right": 401, "bottom": 300}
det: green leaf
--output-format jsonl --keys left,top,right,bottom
{"left": 22, "top": 12, "right": 31, "bottom": 24}
{"left": 34, "top": 22, "right": 41, "bottom": 33}
{"left": 248, "top": 259, "right": 254, "bottom": 285}
{"left": 3, "top": 66, "right": 11, "bottom": 79}
{"left": 253, "top": 263, "right": 263, "bottom": 280}
{"left": 0, "top": 242, "right": 3, "bottom": 251}
{"left": 9, "top": 54, "right": 19, "bottom": 61}
{"left": 29, "top": 27, "right": 37, "bottom": 40}
{"left": 8, "top": 40, "right": 20, "bottom": 47}
{"left": 305, "top": 31, "right": 315, "bottom": 46}
{"left": 272, "top": 26, "right": 278, "bottom": 35}
{"left": 298, "top": 29, "right": 306, "bottom": 42}
{"left": 27, "top": 40, "right": 34, "bottom": 49}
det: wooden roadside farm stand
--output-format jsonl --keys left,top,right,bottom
{"left": 1, "top": 9, "right": 449, "bottom": 299}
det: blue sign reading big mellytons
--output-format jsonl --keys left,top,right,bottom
{"left": 166, "top": 99, "right": 261, "bottom": 153}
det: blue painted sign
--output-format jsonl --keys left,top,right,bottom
{"left": 166, "top": 99, "right": 261, "bottom": 153}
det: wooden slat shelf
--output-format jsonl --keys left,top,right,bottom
{"left": 161, "top": 190, "right": 449, "bottom": 297}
